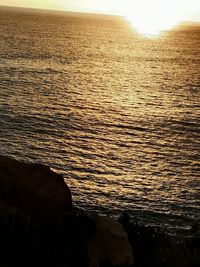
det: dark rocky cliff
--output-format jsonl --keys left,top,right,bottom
{"left": 0, "top": 155, "right": 72, "bottom": 219}
{"left": 0, "top": 155, "right": 133, "bottom": 267}
{"left": 0, "top": 155, "right": 199, "bottom": 267}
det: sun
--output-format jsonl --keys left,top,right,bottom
{"left": 124, "top": 0, "right": 180, "bottom": 36}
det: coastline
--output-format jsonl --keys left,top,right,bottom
{"left": 0, "top": 155, "right": 199, "bottom": 267}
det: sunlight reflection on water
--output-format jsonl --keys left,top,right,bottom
{"left": 0, "top": 9, "right": 199, "bottom": 230}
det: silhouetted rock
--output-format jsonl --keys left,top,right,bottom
{"left": 87, "top": 214, "right": 134, "bottom": 267}
{"left": 0, "top": 155, "right": 199, "bottom": 267}
{"left": 0, "top": 155, "right": 72, "bottom": 220}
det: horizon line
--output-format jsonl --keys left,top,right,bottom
{"left": 1, "top": 4, "right": 200, "bottom": 24}
{"left": 0, "top": 4, "right": 122, "bottom": 17}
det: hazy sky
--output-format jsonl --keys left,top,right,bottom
{"left": 1, "top": 0, "right": 200, "bottom": 21}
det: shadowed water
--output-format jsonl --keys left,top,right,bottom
{"left": 0, "top": 7, "right": 200, "bottom": 232}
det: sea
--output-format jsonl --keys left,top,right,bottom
{"left": 0, "top": 6, "right": 199, "bottom": 233}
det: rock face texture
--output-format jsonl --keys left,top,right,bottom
{"left": 88, "top": 214, "right": 134, "bottom": 267}
{"left": 0, "top": 155, "right": 72, "bottom": 219}
{"left": 1, "top": 155, "right": 197, "bottom": 267}
{"left": 0, "top": 155, "right": 134, "bottom": 267}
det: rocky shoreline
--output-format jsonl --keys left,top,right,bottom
{"left": 0, "top": 155, "right": 199, "bottom": 267}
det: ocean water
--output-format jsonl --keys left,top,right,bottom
{"left": 0, "top": 7, "right": 200, "bottom": 232}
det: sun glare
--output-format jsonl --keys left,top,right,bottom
{"left": 124, "top": 0, "right": 180, "bottom": 36}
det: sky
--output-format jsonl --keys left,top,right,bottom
{"left": 0, "top": 0, "right": 200, "bottom": 22}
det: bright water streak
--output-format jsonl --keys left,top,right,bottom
{"left": 0, "top": 7, "right": 200, "bottom": 231}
